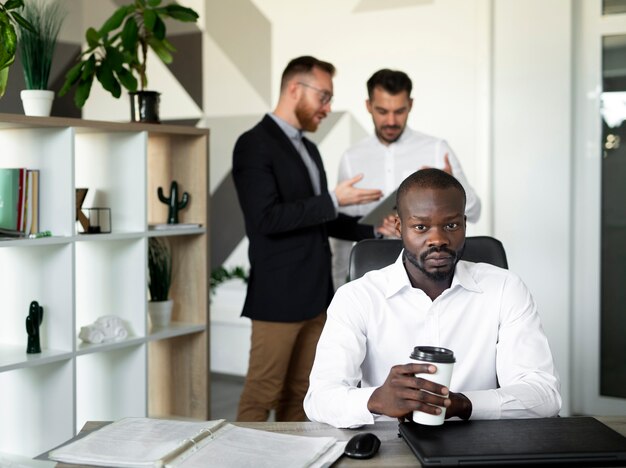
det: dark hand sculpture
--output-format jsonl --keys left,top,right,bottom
{"left": 25, "top": 300, "right": 44, "bottom": 354}
{"left": 157, "top": 181, "right": 190, "bottom": 224}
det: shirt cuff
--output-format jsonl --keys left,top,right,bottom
{"left": 345, "top": 386, "right": 378, "bottom": 427}
{"left": 462, "top": 389, "right": 502, "bottom": 420}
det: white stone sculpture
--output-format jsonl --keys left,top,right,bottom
{"left": 79, "top": 315, "right": 129, "bottom": 344}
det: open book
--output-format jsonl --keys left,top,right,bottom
{"left": 48, "top": 417, "right": 346, "bottom": 468}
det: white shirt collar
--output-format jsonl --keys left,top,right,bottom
{"left": 385, "top": 251, "right": 483, "bottom": 299}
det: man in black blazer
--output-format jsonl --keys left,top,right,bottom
{"left": 233, "top": 56, "right": 392, "bottom": 421}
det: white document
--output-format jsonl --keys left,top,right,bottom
{"left": 48, "top": 417, "right": 345, "bottom": 468}
{"left": 357, "top": 189, "right": 398, "bottom": 226}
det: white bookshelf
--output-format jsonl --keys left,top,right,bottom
{"left": 0, "top": 113, "right": 210, "bottom": 458}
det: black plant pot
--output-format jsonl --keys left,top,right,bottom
{"left": 129, "top": 91, "right": 161, "bottom": 123}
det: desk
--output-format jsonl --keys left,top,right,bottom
{"left": 47, "top": 417, "right": 626, "bottom": 467}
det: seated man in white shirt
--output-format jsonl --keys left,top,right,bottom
{"left": 304, "top": 168, "right": 561, "bottom": 428}
{"left": 332, "top": 69, "right": 481, "bottom": 287}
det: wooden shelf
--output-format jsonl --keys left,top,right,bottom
{"left": 0, "top": 114, "right": 209, "bottom": 458}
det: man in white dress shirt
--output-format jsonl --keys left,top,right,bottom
{"left": 304, "top": 169, "right": 561, "bottom": 428}
{"left": 332, "top": 69, "right": 481, "bottom": 286}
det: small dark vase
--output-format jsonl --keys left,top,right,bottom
{"left": 129, "top": 91, "right": 161, "bottom": 123}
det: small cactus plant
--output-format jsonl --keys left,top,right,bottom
{"left": 157, "top": 180, "right": 189, "bottom": 224}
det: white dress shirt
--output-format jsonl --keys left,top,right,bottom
{"left": 337, "top": 127, "right": 481, "bottom": 222}
{"left": 304, "top": 256, "right": 561, "bottom": 429}
{"left": 331, "top": 128, "right": 481, "bottom": 287}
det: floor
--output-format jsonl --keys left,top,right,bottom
{"left": 210, "top": 373, "right": 244, "bottom": 421}
{"left": 210, "top": 373, "right": 277, "bottom": 422}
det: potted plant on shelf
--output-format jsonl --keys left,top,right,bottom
{"left": 0, "top": 0, "right": 33, "bottom": 97}
{"left": 148, "top": 236, "right": 173, "bottom": 328}
{"left": 16, "top": 0, "right": 64, "bottom": 116}
{"left": 59, "top": 0, "right": 199, "bottom": 123}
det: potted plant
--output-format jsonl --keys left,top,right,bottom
{"left": 0, "top": 0, "right": 33, "bottom": 97}
{"left": 210, "top": 265, "right": 248, "bottom": 298}
{"left": 16, "top": 0, "right": 64, "bottom": 116}
{"left": 148, "top": 236, "right": 173, "bottom": 327}
{"left": 59, "top": 0, "right": 199, "bottom": 123}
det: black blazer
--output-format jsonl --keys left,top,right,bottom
{"left": 232, "top": 115, "right": 374, "bottom": 322}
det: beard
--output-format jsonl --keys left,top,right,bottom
{"left": 376, "top": 124, "right": 404, "bottom": 144}
{"left": 403, "top": 243, "right": 464, "bottom": 282}
{"left": 295, "top": 98, "right": 325, "bottom": 132}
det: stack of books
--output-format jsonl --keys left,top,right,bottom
{"left": 0, "top": 167, "right": 40, "bottom": 238}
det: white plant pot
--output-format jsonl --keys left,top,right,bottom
{"left": 20, "top": 90, "right": 54, "bottom": 117}
{"left": 148, "top": 299, "right": 173, "bottom": 328}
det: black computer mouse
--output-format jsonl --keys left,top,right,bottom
{"left": 344, "top": 432, "right": 381, "bottom": 459}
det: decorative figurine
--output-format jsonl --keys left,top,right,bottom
{"left": 78, "top": 315, "right": 129, "bottom": 344}
{"left": 157, "top": 180, "right": 189, "bottom": 224}
{"left": 76, "top": 188, "right": 89, "bottom": 232}
{"left": 25, "top": 300, "right": 44, "bottom": 354}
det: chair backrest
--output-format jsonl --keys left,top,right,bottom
{"left": 348, "top": 236, "right": 508, "bottom": 281}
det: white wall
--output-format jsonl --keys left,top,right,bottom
{"left": 492, "top": 0, "right": 572, "bottom": 414}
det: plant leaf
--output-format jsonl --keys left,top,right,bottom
{"left": 143, "top": 8, "right": 156, "bottom": 32}
{"left": 81, "top": 55, "right": 96, "bottom": 80}
{"left": 0, "top": 14, "right": 16, "bottom": 70}
{"left": 58, "top": 61, "right": 83, "bottom": 96}
{"left": 104, "top": 46, "right": 125, "bottom": 72}
{"left": 115, "top": 66, "right": 137, "bottom": 92}
{"left": 163, "top": 4, "right": 199, "bottom": 22}
{"left": 0, "top": 66, "right": 9, "bottom": 97}
{"left": 148, "top": 37, "right": 172, "bottom": 64}
{"left": 96, "top": 60, "right": 121, "bottom": 98}
{"left": 152, "top": 14, "right": 165, "bottom": 40}
{"left": 74, "top": 74, "right": 94, "bottom": 108}
{"left": 162, "top": 37, "right": 176, "bottom": 52}
{"left": 3, "top": 0, "right": 24, "bottom": 11}
{"left": 147, "top": 0, "right": 161, "bottom": 7}
{"left": 85, "top": 27, "right": 100, "bottom": 48}
{"left": 99, "top": 5, "right": 130, "bottom": 36}
{"left": 10, "top": 11, "right": 35, "bottom": 33}
{"left": 121, "top": 16, "right": 138, "bottom": 52}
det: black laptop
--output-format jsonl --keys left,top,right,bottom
{"left": 399, "top": 417, "right": 626, "bottom": 467}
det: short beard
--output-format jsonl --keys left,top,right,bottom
{"left": 376, "top": 125, "right": 404, "bottom": 144}
{"left": 295, "top": 99, "right": 322, "bottom": 132}
{"left": 403, "top": 243, "right": 464, "bottom": 282}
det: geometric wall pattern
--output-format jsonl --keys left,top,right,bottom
{"left": 205, "top": 0, "right": 271, "bottom": 106}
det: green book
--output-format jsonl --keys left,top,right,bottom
{"left": 0, "top": 168, "right": 21, "bottom": 230}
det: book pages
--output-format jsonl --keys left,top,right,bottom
{"left": 48, "top": 418, "right": 225, "bottom": 467}
{"left": 49, "top": 418, "right": 345, "bottom": 468}
{"left": 168, "top": 424, "right": 345, "bottom": 468}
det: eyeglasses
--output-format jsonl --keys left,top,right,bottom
{"left": 297, "top": 82, "right": 333, "bottom": 105}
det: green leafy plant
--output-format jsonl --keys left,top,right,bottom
{"left": 0, "top": 0, "right": 34, "bottom": 96}
{"left": 16, "top": 0, "right": 64, "bottom": 90}
{"left": 148, "top": 237, "right": 172, "bottom": 302}
{"left": 210, "top": 266, "right": 248, "bottom": 296}
{"left": 59, "top": 0, "right": 199, "bottom": 108}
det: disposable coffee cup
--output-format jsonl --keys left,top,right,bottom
{"left": 410, "top": 346, "right": 455, "bottom": 426}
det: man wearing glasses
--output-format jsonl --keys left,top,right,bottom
{"left": 232, "top": 56, "right": 393, "bottom": 422}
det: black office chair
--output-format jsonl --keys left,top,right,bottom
{"left": 348, "top": 236, "right": 508, "bottom": 281}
